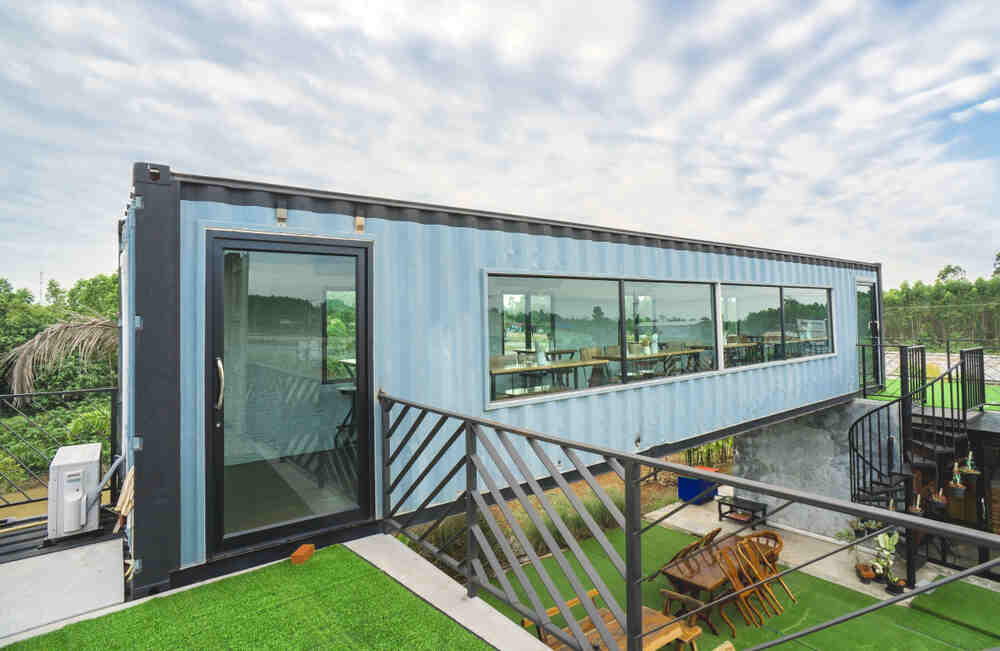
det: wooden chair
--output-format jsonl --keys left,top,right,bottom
{"left": 739, "top": 530, "right": 782, "bottom": 565}
{"left": 658, "top": 589, "right": 707, "bottom": 650}
{"left": 735, "top": 542, "right": 784, "bottom": 616}
{"left": 717, "top": 548, "right": 766, "bottom": 631}
{"left": 744, "top": 539, "right": 796, "bottom": 604}
{"left": 580, "top": 347, "right": 610, "bottom": 387}
{"left": 697, "top": 528, "right": 721, "bottom": 551}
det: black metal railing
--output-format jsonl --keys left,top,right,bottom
{"left": 0, "top": 387, "right": 119, "bottom": 520}
{"left": 380, "top": 392, "right": 1000, "bottom": 651}
{"left": 857, "top": 341, "right": 883, "bottom": 396}
{"left": 960, "top": 347, "right": 986, "bottom": 411}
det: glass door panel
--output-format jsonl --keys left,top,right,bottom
{"left": 857, "top": 282, "right": 881, "bottom": 388}
{"left": 209, "top": 236, "right": 369, "bottom": 550}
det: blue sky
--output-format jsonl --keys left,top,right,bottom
{"left": 1, "top": 0, "right": 998, "bottom": 294}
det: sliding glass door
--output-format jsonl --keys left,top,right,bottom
{"left": 206, "top": 232, "right": 372, "bottom": 554}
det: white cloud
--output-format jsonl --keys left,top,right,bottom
{"left": 1, "top": 0, "right": 999, "bottom": 295}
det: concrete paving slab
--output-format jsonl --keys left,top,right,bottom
{"left": 345, "top": 533, "right": 548, "bottom": 651}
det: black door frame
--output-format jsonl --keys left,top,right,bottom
{"left": 204, "top": 230, "right": 374, "bottom": 557}
{"left": 857, "top": 280, "right": 882, "bottom": 386}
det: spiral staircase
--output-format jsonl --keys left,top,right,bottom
{"left": 849, "top": 345, "right": 987, "bottom": 582}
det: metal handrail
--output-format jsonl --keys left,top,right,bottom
{"left": 0, "top": 387, "right": 120, "bottom": 514}
{"left": 380, "top": 390, "right": 1000, "bottom": 651}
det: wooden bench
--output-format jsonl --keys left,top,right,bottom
{"left": 717, "top": 496, "right": 766, "bottom": 529}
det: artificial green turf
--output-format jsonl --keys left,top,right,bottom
{"left": 910, "top": 575, "right": 1000, "bottom": 640}
{"left": 10, "top": 545, "right": 493, "bottom": 651}
{"left": 870, "top": 378, "right": 1000, "bottom": 411}
{"left": 482, "top": 526, "right": 998, "bottom": 650}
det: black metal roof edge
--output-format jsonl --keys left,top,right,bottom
{"left": 150, "top": 163, "right": 880, "bottom": 272}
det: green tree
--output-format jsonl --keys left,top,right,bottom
{"left": 993, "top": 251, "right": 1000, "bottom": 278}
{"left": 67, "top": 273, "right": 118, "bottom": 318}
{"left": 936, "top": 264, "right": 967, "bottom": 283}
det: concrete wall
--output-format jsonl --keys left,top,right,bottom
{"left": 733, "top": 399, "right": 891, "bottom": 538}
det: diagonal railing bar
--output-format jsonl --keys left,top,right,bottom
{"left": 389, "top": 424, "right": 466, "bottom": 517}
{"left": 640, "top": 481, "right": 721, "bottom": 535}
{"left": 0, "top": 439, "right": 47, "bottom": 489}
{"left": 642, "top": 524, "right": 894, "bottom": 640}
{"left": 388, "top": 408, "right": 433, "bottom": 465}
{"left": 497, "top": 430, "right": 629, "bottom": 632}
{"left": 469, "top": 523, "right": 537, "bottom": 620}
{"left": 0, "top": 418, "right": 51, "bottom": 462}
{"left": 469, "top": 485, "right": 552, "bottom": 626}
{"left": 396, "top": 457, "right": 467, "bottom": 528}
{"left": 0, "top": 467, "right": 33, "bottom": 502}
{"left": 0, "top": 400, "right": 62, "bottom": 450}
{"left": 416, "top": 490, "right": 465, "bottom": 545}
{"left": 470, "top": 565, "right": 581, "bottom": 651}
{"left": 528, "top": 438, "right": 626, "bottom": 578}
{"left": 563, "top": 447, "right": 625, "bottom": 528}
{"left": 747, "top": 555, "right": 1000, "bottom": 650}
{"left": 390, "top": 420, "right": 463, "bottom": 493}
{"left": 469, "top": 454, "right": 588, "bottom": 647}
{"left": 605, "top": 456, "right": 625, "bottom": 481}
{"left": 480, "top": 430, "right": 622, "bottom": 650}
{"left": 385, "top": 404, "right": 412, "bottom": 438}
{"left": 385, "top": 517, "right": 463, "bottom": 573}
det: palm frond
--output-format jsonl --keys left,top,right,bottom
{"left": 2, "top": 316, "right": 118, "bottom": 398}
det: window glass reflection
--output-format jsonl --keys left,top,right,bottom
{"left": 783, "top": 287, "right": 832, "bottom": 357}
{"left": 721, "top": 285, "right": 783, "bottom": 367}
{"left": 488, "top": 276, "right": 621, "bottom": 401}
{"left": 624, "top": 282, "right": 717, "bottom": 379}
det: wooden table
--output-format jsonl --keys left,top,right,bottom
{"left": 661, "top": 538, "right": 739, "bottom": 635}
{"left": 490, "top": 359, "right": 609, "bottom": 397}
{"left": 545, "top": 606, "right": 701, "bottom": 651}
{"left": 595, "top": 349, "right": 706, "bottom": 376}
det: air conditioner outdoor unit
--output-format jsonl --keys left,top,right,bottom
{"left": 47, "top": 443, "right": 102, "bottom": 541}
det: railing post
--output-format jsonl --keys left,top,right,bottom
{"left": 465, "top": 422, "right": 479, "bottom": 599}
{"left": 905, "top": 478, "right": 916, "bottom": 589}
{"left": 380, "top": 395, "right": 392, "bottom": 529}
{"left": 899, "top": 346, "right": 912, "bottom": 450}
{"left": 110, "top": 390, "right": 120, "bottom": 504}
{"left": 860, "top": 344, "right": 868, "bottom": 397}
{"left": 624, "top": 460, "right": 642, "bottom": 651}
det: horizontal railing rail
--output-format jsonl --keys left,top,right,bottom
{"left": 380, "top": 391, "right": 1000, "bottom": 651}
{"left": 0, "top": 387, "right": 120, "bottom": 519}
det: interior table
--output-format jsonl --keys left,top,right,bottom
{"left": 490, "top": 359, "right": 609, "bottom": 398}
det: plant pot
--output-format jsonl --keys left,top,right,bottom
{"left": 853, "top": 528, "right": 867, "bottom": 540}
{"left": 855, "top": 564, "right": 874, "bottom": 584}
{"left": 885, "top": 580, "right": 906, "bottom": 595}
{"left": 873, "top": 572, "right": 887, "bottom": 584}
{"left": 950, "top": 484, "right": 966, "bottom": 499}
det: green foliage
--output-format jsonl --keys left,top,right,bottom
{"left": 883, "top": 272, "right": 1000, "bottom": 345}
{"left": 0, "top": 273, "right": 119, "bottom": 394}
{"left": 0, "top": 397, "right": 111, "bottom": 488}
{"left": 936, "top": 264, "right": 967, "bottom": 283}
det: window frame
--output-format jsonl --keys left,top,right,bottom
{"left": 483, "top": 271, "right": 835, "bottom": 410}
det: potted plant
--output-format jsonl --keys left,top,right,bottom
{"left": 929, "top": 489, "right": 947, "bottom": 515}
{"left": 849, "top": 518, "right": 866, "bottom": 539}
{"left": 864, "top": 520, "right": 882, "bottom": 535}
{"left": 949, "top": 461, "right": 966, "bottom": 498}
{"left": 872, "top": 531, "right": 899, "bottom": 587}
{"left": 885, "top": 568, "right": 906, "bottom": 595}
{"left": 836, "top": 526, "right": 873, "bottom": 583}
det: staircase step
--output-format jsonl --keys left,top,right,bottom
{"left": 908, "top": 440, "right": 956, "bottom": 455}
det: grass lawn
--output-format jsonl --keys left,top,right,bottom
{"left": 10, "top": 545, "right": 492, "bottom": 651}
{"left": 868, "top": 378, "right": 1000, "bottom": 411}
{"left": 910, "top": 575, "right": 1000, "bottom": 638}
{"left": 482, "top": 526, "right": 1000, "bottom": 650}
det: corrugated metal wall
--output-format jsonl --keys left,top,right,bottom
{"left": 177, "top": 198, "right": 876, "bottom": 566}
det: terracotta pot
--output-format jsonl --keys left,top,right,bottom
{"left": 855, "top": 564, "right": 874, "bottom": 584}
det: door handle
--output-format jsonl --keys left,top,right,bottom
{"left": 216, "top": 357, "right": 225, "bottom": 409}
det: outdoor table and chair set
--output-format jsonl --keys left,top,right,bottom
{"left": 522, "top": 527, "right": 795, "bottom": 650}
